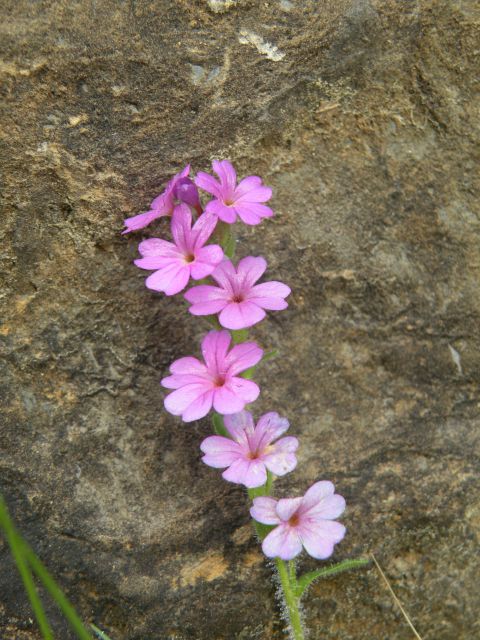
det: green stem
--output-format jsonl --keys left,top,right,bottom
{"left": 0, "top": 497, "right": 54, "bottom": 640}
{"left": 296, "top": 557, "right": 370, "bottom": 598}
{"left": 275, "top": 558, "right": 305, "bottom": 640}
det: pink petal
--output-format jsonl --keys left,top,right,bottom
{"left": 234, "top": 203, "right": 274, "bottom": 225}
{"left": 150, "top": 192, "right": 169, "bottom": 211}
{"left": 185, "top": 285, "right": 228, "bottom": 315}
{"left": 134, "top": 243, "right": 183, "bottom": 269}
{"left": 145, "top": 263, "right": 191, "bottom": 295}
{"left": 219, "top": 301, "right": 266, "bottom": 330}
{"left": 134, "top": 255, "right": 175, "bottom": 270}
{"left": 184, "top": 284, "right": 227, "bottom": 316}
{"left": 123, "top": 209, "right": 166, "bottom": 233}
{"left": 170, "top": 356, "right": 207, "bottom": 376}
{"left": 212, "top": 385, "right": 246, "bottom": 414}
{"left": 236, "top": 256, "right": 267, "bottom": 288}
{"left": 182, "top": 390, "right": 215, "bottom": 422}
{"left": 226, "top": 377, "right": 260, "bottom": 404}
{"left": 298, "top": 521, "right": 346, "bottom": 560}
{"left": 250, "top": 497, "right": 281, "bottom": 525}
{"left": 301, "top": 494, "right": 346, "bottom": 521}
{"left": 163, "top": 383, "right": 210, "bottom": 416}
{"left": 188, "top": 300, "right": 228, "bottom": 316}
{"left": 190, "top": 245, "right": 224, "bottom": 280}
{"left": 262, "top": 525, "right": 303, "bottom": 560}
{"left": 185, "top": 285, "right": 227, "bottom": 304}
{"left": 151, "top": 165, "right": 191, "bottom": 209}
{"left": 276, "top": 497, "right": 303, "bottom": 522}
{"left": 195, "top": 171, "right": 222, "bottom": 198}
{"left": 212, "top": 159, "right": 237, "bottom": 194}
{"left": 225, "top": 342, "right": 263, "bottom": 375}
{"left": 248, "top": 281, "right": 291, "bottom": 310}
{"left": 201, "top": 330, "right": 231, "bottom": 373}
{"left": 171, "top": 204, "right": 192, "bottom": 253}
{"left": 252, "top": 412, "right": 290, "bottom": 451}
{"left": 161, "top": 373, "right": 210, "bottom": 389}
{"left": 200, "top": 436, "right": 243, "bottom": 468}
{"left": 235, "top": 185, "right": 272, "bottom": 204}
{"left": 151, "top": 181, "right": 175, "bottom": 209}
{"left": 211, "top": 259, "right": 237, "bottom": 293}
{"left": 299, "top": 481, "right": 335, "bottom": 513}
{"left": 205, "top": 199, "right": 237, "bottom": 223}
{"left": 191, "top": 212, "right": 218, "bottom": 250}
{"left": 222, "top": 458, "right": 267, "bottom": 488}
{"left": 234, "top": 176, "right": 262, "bottom": 198}
{"left": 223, "top": 410, "right": 254, "bottom": 442}
{"left": 138, "top": 238, "right": 180, "bottom": 258}
{"left": 262, "top": 437, "right": 298, "bottom": 476}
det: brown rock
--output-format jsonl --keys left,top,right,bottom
{"left": 1, "top": 1, "right": 479, "bottom": 638}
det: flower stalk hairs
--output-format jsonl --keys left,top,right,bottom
{"left": 124, "top": 160, "right": 367, "bottom": 639}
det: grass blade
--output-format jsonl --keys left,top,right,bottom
{"left": 0, "top": 496, "right": 54, "bottom": 640}
{"left": 91, "top": 624, "right": 114, "bottom": 640}
{"left": 21, "top": 538, "right": 93, "bottom": 640}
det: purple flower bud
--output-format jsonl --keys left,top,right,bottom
{"left": 174, "top": 177, "right": 201, "bottom": 209}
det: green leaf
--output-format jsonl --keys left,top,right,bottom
{"left": 231, "top": 329, "right": 249, "bottom": 344}
{"left": 240, "top": 349, "right": 278, "bottom": 381}
{"left": 212, "top": 412, "right": 229, "bottom": 437}
{"left": 296, "top": 558, "right": 370, "bottom": 598}
{"left": 91, "top": 624, "right": 114, "bottom": 640}
{"left": 204, "top": 314, "right": 221, "bottom": 329}
{"left": 0, "top": 496, "right": 54, "bottom": 640}
{"left": 250, "top": 518, "right": 274, "bottom": 541}
{"left": 240, "top": 366, "right": 256, "bottom": 380}
{"left": 265, "top": 470, "right": 275, "bottom": 494}
{"left": 223, "top": 233, "right": 236, "bottom": 259}
{"left": 262, "top": 348, "right": 279, "bottom": 362}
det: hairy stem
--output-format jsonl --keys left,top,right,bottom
{"left": 275, "top": 558, "right": 305, "bottom": 640}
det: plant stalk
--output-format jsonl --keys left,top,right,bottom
{"left": 275, "top": 558, "right": 305, "bottom": 640}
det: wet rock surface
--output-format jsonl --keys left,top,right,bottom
{"left": 1, "top": 0, "right": 479, "bottom": 638}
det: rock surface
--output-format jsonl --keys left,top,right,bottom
{"left": 1, "top": 0, "right": 479, "bottom": 638}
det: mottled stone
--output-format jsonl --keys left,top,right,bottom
{"left": 1, "top": 0, "right": 479, "bottom": 639}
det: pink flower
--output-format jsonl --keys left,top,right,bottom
{"left": 123, "top": 165, "right": 200, "bottom": 233}
{"left": 134, "top": 205, "right": 223, "bottom": 296}
{"left": 200, "top": 411, "right": 298, "bottom": 488}
{"left": 250, "top": 482, "right": 346, "bottom": 560}
{"left": 161, "top": 331, "right": 263, "bottom": 422}
{"left": 195, "top": 160, "right": 274, "bottom": 225}
{"left": 185, "top": 257, "right": 291, "bottom": 329}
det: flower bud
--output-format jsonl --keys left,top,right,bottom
{"left": 174, "top": 177, "right": 201, "bottom": 209}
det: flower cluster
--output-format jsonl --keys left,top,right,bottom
{"left": 124, "top": 160, "right": 346, "bottom": 565}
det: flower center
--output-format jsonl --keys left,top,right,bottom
{"left": 184, "top": 253, "right": 195, "bottom": 263}
{"left": 213, "top": 375, "right": 225, "bottom": 387}
{"left": 232, "top": 294, "right": 244, "bottom": 303}
{"left": 224, "top": 198, "right": 235, "bottom": 206}
{"left": 288, "top": 513, "right": 300, "bottom": 527}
